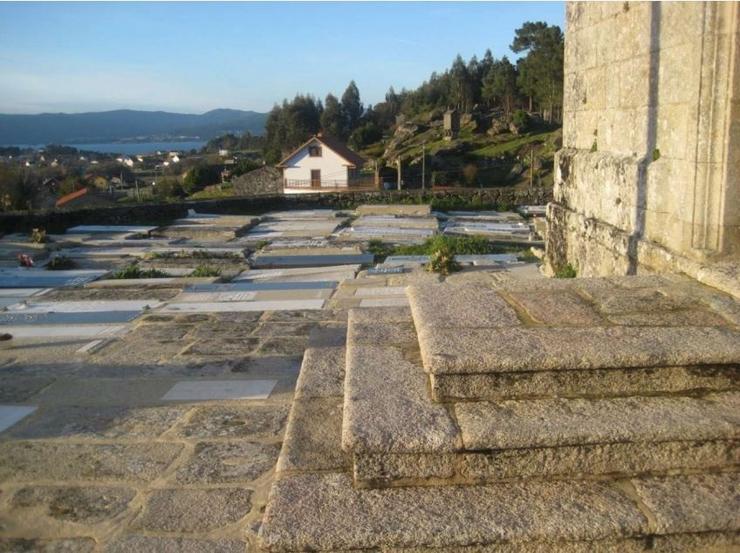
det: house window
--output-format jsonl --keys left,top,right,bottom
{"left": 308, "top": 145, "right": 322, "bottom": 157}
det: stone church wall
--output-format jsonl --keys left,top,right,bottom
{"left": 546, "top": 1, "right": 739, "bottom": 296}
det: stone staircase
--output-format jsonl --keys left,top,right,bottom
{"left": 259, "top": 274, "right": 740, "bottom": 552}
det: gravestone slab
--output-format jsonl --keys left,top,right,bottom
{"left": 7, "top": 300, "right": 162, "bottom": 312}
{"left": 0, "top": 325, "right": 127, "bottom": 338}
{"left": 0, "top": 311, "right": 141, "bottom": 325}
{"left": 0, "top": 269, "right": 107, "bottom": 288}
{"left": 175, "top": 291, "right": 258, "bottom": 302}
{"left": 250, "top": 254, "right": 373, "bottom": 268}
{"left": 66, "top": 225, "right": 158, "bottom": 235}
{"left": 162, "top": 380, "right": 277, "bottom": 401}
{"left": 161, "top": 299, "right": 324, "bottom": 312}
{"left": 186, "top": 281, "right": 336, "bottom": 292}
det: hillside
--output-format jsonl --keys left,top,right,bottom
{"left": 361, "top": 110, "right": 562, "bottom": 189}
{"left": 0, "top": 108, "right": 268, "bottom": 145}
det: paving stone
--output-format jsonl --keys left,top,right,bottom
{"left": 354, "top": 286, "right": 407, "bottom": 297}
{"left": 418, "top": 325, "right": 740, "bottom": 374}
{"left": 506, "top": 290, "right": 605, "bottom": 326}
{"left": 606, "top": 309, "right": 730, "bottom": 326}
{"left": 161, "top": 299, "right": 325, "bottom": 313}
{"left": 257, "top": 336, "right": 309, "bottom": 356}
{"left": 582, "top": 287, "right": 702, "bottom": 314}
{"left": 176, "top": 441, "right": 280, "bottom": 483}
{"left": 229, "top": 355, "right": 302, "bottom": 375}
{"left": 359, "top": 297, "right": 409, "bottom": 308}
{"left": 277, "top": 398, "right": 349, "bottom": 473}
{"left": 29, "top": 378, "right": 177, "bottom": 407}
{"left": 263, "top": 309, "right": 341, "bottom": 322}
{"left": 258, "top": 473, "right": 648, "bottom": 551}
{"left": 631, "top": 472, "right": 740, "bottom": 535}
{"left": 182, "top": 337, "right": 261, "bottom": 356}
{"left": 134, "top": 488, "right": 252, "bottom": 532}
{"left": 348, "top": 320, "right": 419, "bottom": 347}
{"left": 0, "top": 538, "right": 97, "bottom": 552}
{"left": 5, "top": 405, "right": 188, "bottom": 440}
{"left": 307, "top": 324, "right": 347, "bottom": 348}
{"left": 0, "top": 442, "right": 182, "bottom": 483}
{"left": 344, "top": 341, "right": 460, "bottom": 453}
{"left": 252, "top": 322, "right": 316, "bottom": 337}
{"left": 295, "top": 347, "right": 346, "bottom": 399}
{"left": 0, "top": 377, "right": 54, "bottom": 402}
{"left": 176, "top": 405, "right": 289, "bottom": 440}
{"left": 408, "top": 285, "right": 521, "bottom": 329}
{"left": 430, "top": 365, "right": 740, "bottom": 401}
{"left": 455, "top": 392, "right": 739, "bottom": 450}
{"left": 105, "top": 536, "right": 246, "bottom": 553}
{"left": 349, "top": 306, "right": 412, "bottom": 323}
{"left": 162, "top": 380, "right": 277, "bottom": 401}
{"left": 10, "top": 485, "right": 135, "bottom": 524}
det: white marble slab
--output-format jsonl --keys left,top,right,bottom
{"left": 162, "top": 380, "right": 277, "bottom": 401}
{"left": 174, "top": 291, "right": 257, "bottom": 302}
{"left": 354, "top": 286, "right": 407, "bottom": 297}
{"left": 0, "top": 325, "right": 128, "bottom": 339}
{"left": 0, "top": 406, "right": 37, "bottom": 433}
{"left": 234, "top": 265, "right": 360, "bottom": 280}
{"left": 160, "top": 299, "right": 324, "bottom": 312}
{"left": 0, "top": 288, "right": 48, "bottom": 297}
{"left": 7, "top": 300, "right": 162, "bottom": 312}
{"left": 66, "top": 225, "right": 158, "bottom": 234}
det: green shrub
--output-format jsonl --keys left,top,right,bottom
{"left": 46, "top": 255, "right": 76, "bottom": 270}
{"left": 111, "top": 265, "right": 169, "bottom": 279}
{"left": 555, "top": 263, "right": 577, "bottom": 278}
{"left": 31, "top": 228, "right": 47, "bottom": 244}
{"left": 366, "top": 239, "right": 394, "bottom": 259}
{"left": 425, "top": 243, "right": 460, "bottom": 275}
{"left": 190, "top": 265, "right": 221, "bottom": 277}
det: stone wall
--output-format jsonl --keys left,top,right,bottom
{"left": 0, "top": 186, "right": 551, "bottom": 235}
{"left": 546, "top": 2, "right": 739, "bottom": 296}
{"left": 231, "top": 166, "right": 282, "bottom": 196}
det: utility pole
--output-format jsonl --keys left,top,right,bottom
{"left": 396, "top": 158, "right": 402, "bottom": 191}
{"left": 421, "top": 142, "right": 426, "bottom": 192}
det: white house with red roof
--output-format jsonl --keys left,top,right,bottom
{"left": 276, "top": 134, "right": 374, "bottom": 193}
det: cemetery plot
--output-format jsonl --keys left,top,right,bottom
{"left": 0, "top": 269, "right": 107, "bottom": 288}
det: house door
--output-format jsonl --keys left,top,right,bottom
{"left": 310, "top": 170, "right": 321, "bottom": 188}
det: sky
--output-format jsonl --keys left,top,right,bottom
{"left": 0, "top": 1, "right": 564, "bottom": 115}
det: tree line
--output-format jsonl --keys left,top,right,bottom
{"left": 263, "top": 21, "right": 563, "bottom": 163}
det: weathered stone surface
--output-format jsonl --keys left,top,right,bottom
{"left": 257, "top": 336, "right": 309, "bottom": 356}
{"left": 0, "top": 538, "right": 96, "bottom": 552}
{"left": 295, "top": 347, "right": 346, "bottom": 399}
{"left": 0, "top": 442, "right": 183, "bottom": 483}
{"left": 277, "top": 398, "right": 349, "bottom": 474}
{"left": 408, "top": 285, "right": 521, "bottom": 329}
{"left": 506, "top": 290, "right": 606, "bottom": 326}
{"left": 418, "top": 325, "right": 740, "bottom": 374}
{"left": 134, "top": 488, "right": 252, "bottom": 532}
{"left": 384, "top": 531, "right": 740, "bottom": 552}
{"left": 354, "top": 452, "right": 456, "bottom": 487}
{"left": 6, "top": 405, "right": 188, "bottom": 440}
{"left": 10, "top": 485, "right": 135, "bottom": 524}
{"left": 307, "top": 324, "right": 347, "bottom": 348}
{"left": 430, "top": 365, "right": 740, "bottom": 401}
{"left": 455, "top": 392, "right": 739, "bottom": 449}
{"left": 348, "top": 320, "right": 418, "bottom": 346}
{"left": 258, "top": 472, "right": 648, "bottom": 551}
{"left": 343, "top": 343, "right": 460, "bottom": 453}
{"left": 460, "top": 440, "right": 739, "bottom": 482}
{"left": 0, "top": 377, "right": 54, "bottom": 402}
{"left": 632, "top": 472, "right": 740, "bottom": 534}
{"left": 176, "top": 405, "right": 289, "bottom": 440}
{"left": 349, "top": 306, "right": 412, "bottom": 323}
{"left": 183, "top": 337, "right": 261, "bottom": 356}
{"left": 176, "top": 441, "right": 280, "bottom": 484}
{"left": 105, "top": 535, "right": 246, "bottom": 553}
{"left": 606, "top": 309, "right": 730, "bottom": 327}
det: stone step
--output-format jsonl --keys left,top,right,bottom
{"left": 343, "top": 308, "right": 739, "bottom": 488}
{"left": 407, "top": 277, "right": 740, "bottom": 400}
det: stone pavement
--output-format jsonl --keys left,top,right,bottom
{"left": 259, "top": 274, "right": 740, "bottom": 552}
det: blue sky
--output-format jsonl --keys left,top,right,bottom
{"left": 0, "top": 2, "right": 564, "bottom": 115}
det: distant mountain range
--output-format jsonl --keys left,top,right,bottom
{"left": 0, "top": 108, "right": 268, "bottom": 145}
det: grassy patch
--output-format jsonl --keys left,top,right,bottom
{"left": 555, "top": 263, "right": 577, "bottom": 278}
{"left": 470, "top": 131, "right": 552, "bottom": 158}
{"left": 46, "top": 255, "right": 77, "bottom": 270}
{"left": 111, "top": 265, "right": 169, "bottom": 279}
{"left": 190, "top": 265, "right": 222, "bottom": 277}
{"left": 395, "top": 234, "right": 495, "bottom": 256}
